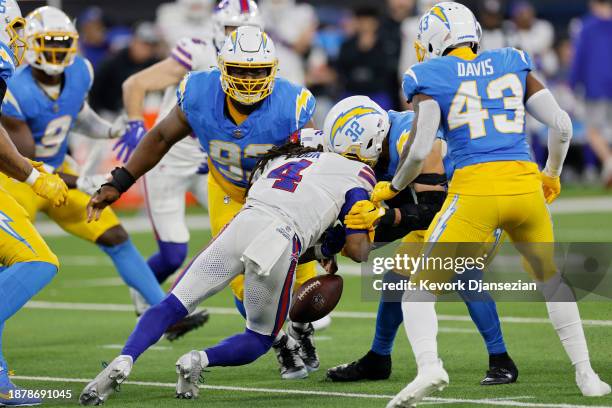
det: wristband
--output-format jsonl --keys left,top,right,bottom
{"left": 103, "top": 167, "right": 136, "bottom": 193}
{"left": 25, "top": 167, "right": 40, "bottom": 185}
{"left": 314, "top": 244, "right": 325, "bottom": 260}
{"left": 389, "top": 183, "right": 400, "bottom": 193}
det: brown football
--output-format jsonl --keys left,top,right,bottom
{"left": 289, "top": 274, "right": 343, "bottom": 323}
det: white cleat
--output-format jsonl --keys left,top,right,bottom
{"left": 386, "top": 360, "right": 449, "bottom": 408}
{"left": 577, "top": 370, "right": 611, "bottom": 397}
{"left": 79, "top": 355, "right": 133, "bottom": 406}
{"left": 175, "top": 350, "right": 206, "bottom": 399}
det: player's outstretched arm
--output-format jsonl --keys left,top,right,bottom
{"left": 525, "top": 73, "right": 572, "bottom": 203}
{"left": 122, "top": 57, "right": 188, "bottom": 121}
{"left": 87, "top": 105, "right": 192, "bottom": 221}
{"left": 343, "top": 232, "right": 372, "bottom": 263}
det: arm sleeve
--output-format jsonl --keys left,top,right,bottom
{"left": 73, "top": 102, "right": 113, "bottom": 139}
{"left": 526, "top": 88, "right": 572, "bottom": 177}
{"left": 339, "top": 187, "right": 370, "bottom": 235}
{"left": 391, "top": 99, "right": 441, "bottom": 191}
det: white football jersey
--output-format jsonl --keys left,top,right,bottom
{"left": 247, "top": 152, "right": 375, "bottom": 249}
{"left": 158, "top": 36, "right": 217, "bottom": 172}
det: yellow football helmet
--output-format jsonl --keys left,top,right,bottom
{"left": 25, "top": 6, "right": 79, "bottom": 76}
{"left": 218, "top": 25, "right": 277, "bottom": 105}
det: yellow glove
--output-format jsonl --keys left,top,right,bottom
{"left": 541, "top": 171, "right": 561, "bottom": 204}
{"left": 371, "top": 181, "right": 399, "bottom": 204}
{"left": 344, "top": 200, "right": 385, "bottom": 230}
{"left": 28, "top": 161, "right": 69, "bottom": 207}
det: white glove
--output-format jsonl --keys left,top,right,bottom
{"left": 76, "top": 174, "right": 109, "bottom": 196}
{"left": 109, "top": 115, "right": 128, "bottom": 139}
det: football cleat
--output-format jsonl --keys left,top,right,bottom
{"left": 288, "top": 323, "right": 319, "bottom": 372}
{"left": 386, "top": 360, "right": 448, "bottom": 408}
{"left": 480, "top": 354, "right": 518, "bottom": 385}
{"left": 326, "top": 350, "right": 391, "bottom": 382}
{"left": 79, "top": 355, "right": 133, "bottom": 406}
{"left": 272, "top": 333, "right": 308, "bottom": 380}
{"left": 164, "top": 310, "right": 210, "bottom": 342}
{"left": 175, "top": 350, "right": 206, "bottom": 399}
{"left": 576, "top": 370, "right": 611, "bottom": 397}
{"left": 0, "top": 369, "right": 41, "bottom": 406}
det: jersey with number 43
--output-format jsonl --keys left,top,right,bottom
{"left": 2, "top": 56, "right": 92, "bottom": 168}
{"left": 403, "top": 47, "right": 533, "bottom": 171}
{"left": 247, "top": 152, "right": 375, "bottom": 249}
{"left": 177, "top": 69, "right": 316, "bottom": 188}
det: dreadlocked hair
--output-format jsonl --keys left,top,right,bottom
{"left": 245, "top": 141, "right": 323, "bottom": 197}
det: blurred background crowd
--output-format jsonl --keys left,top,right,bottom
{"left": 19, "top": 0, "right": 612, "bottom": 187}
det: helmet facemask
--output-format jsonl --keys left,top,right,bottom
{"left": 29, "top": 31, "right": 78, "bottom": 75}
{"left": 5, "top": 16, "right": 26, "bottom": 65}
{"left": 219, "top": 59, "right": 277, "bottom": 105}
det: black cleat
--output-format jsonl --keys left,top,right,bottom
{"left": 288, "top": 323, "right": 319, "bottom": 372}
{"left": 165, "top": 310, "right": 210, "bottom": 342}
{"left": 481, "top": 353, "right": 518, "bottom": 385}
{"left": 326, "top": 350, "right": 391, "bottom": 382}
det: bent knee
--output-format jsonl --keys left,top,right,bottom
{"left": 96, "top": 225, "right": 129, "bottom": 246}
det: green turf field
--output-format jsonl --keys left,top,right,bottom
{"left": 4, "top": 209, "right": 612, "bottom": 408}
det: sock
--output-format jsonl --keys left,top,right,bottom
{"left": 547, "top": 301, "right": 590, "bottom": 371}
{"left": 205, "top": 328, "right": 275, "bottom": 366}
{"left": 122, "top": 294, "right": 188, "bottom": 361}
{"left": 0, "top": 262, "right": 57, "bottom": 322}
{"left": 234, "top": 296, "right": 247, "bottom": 319}
{"left": 0, "top": 323, "right": 5, "bottom": 372}
{"left": 371, "top": 271, "right": 406, "bottom": 356}
{"left": 99, "top": 240, "right": 165, "bottom": 305}
{"left": 147, "top": 241, "right": 188, "bottom": 284}
{"left": 402, "top": 290, "right": 438, "bottom": 370}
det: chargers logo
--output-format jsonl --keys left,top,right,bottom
{"left": 295, "top": 89, "right": 313, "bottom": 130}
{"left": 396, "top": 129, "right": 411, "bottom": 155}
{"left": 0, "top": 211, "right": 34, "bottom": 253}
{"left": 177, "top": 72, "right": 191, "bottom": 106}
{"left": 429, "top": 5, "right": 450, "bottom": 29}
{"left": 330, "top": 106, "right": 378, "bottom": 145}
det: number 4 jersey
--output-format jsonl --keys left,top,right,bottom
{"left": 248, "top": 152, "right": 375, "bottom": 249}
{"left": 2, "top": 56, "right": 92, "bottom": 169}
{"left": 402, "top": 47, "right": 540, "bottom": 196}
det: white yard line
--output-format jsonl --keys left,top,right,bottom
{"left": 23, "top": 301, "right": 612, "bottom": 327}
{"left": 35, "top": 196, "right": 612, "bottom": 237}
{"left": 11, "top": 375, "right": 612, "bottom": 408}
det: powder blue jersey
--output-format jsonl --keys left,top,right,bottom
{"left": 2, "top": 55, "right": 93, "bottom": 168}
{"left": 177, "top": 69, "right": 316, "bottom": 188}
{"left": 402, "top": 47, "right": 534, "bottom": 170}
{"left": 0, "top": 42, "right": 15, "bottom": 83}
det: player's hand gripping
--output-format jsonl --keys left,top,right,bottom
{"left": 370, "top": 181, "right": 398, "bottom": 205}
{"left": 113, "top": 120, "right": 146, "bottom": 163}
{"left": 28, "top": 160, "right": 69, "bottom": 207}
{"left": 87, "top": 185, "right": 120, "bottom": 222}
{"left": 344, "top": 200, "right": 385, "bottom": 230}
{"left": 541, "top": 169, "right": 561, "bottom": 204}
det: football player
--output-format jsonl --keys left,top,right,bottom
{"left": 0, "top": 6, "right": 205, "bottom": 342}
{"left": 369, "top": 3, "right": 610, "bottom": 406}
{"left": 118, "top": 25, "right": 320, "bottom": 379}
{"left": 0, "top": 1, "right": 69, "bottom": 406}
{"left": 118, "top": 0, "right": 262, "bottom": 316}
{"left": 79, "top": 98, "right": 383, "bottom": 405}
{"left": 324, "top": 97, "right": 517, "bottom": 385}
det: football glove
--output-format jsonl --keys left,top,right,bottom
{"left": 28, "top": 161, "right": 68, "bottom": 207}
{"left": 344, "top": 200, "right": 385, "bottom": 230}
{"left": 77, "top": 174, "right": 109, "bottom": 196}
{"left": 541, "top": 170, "right": 561, "bottom": 204}
{"left": 320, "top": 224, "right": 346, "bottom": 258}
{"left": 113, "top": 120, "right": 146, "bottom": 163}
{"left": 370, "top": 181, "right": 398, "bottom": 204}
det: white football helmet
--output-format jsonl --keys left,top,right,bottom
{"left": 415, "top": 2, "right": 481, "bottom": 62}
{"left": 218, "top": 25, "right": 277, "bottom": 105}
{"left": 212, "top": 0, "right": 264, "bottom": 51}
{"left": 0, "top": 0, "right": 26, "bottom": 66}
{"left": 323, "top": 96, "right": 390, "bottom": 167}
{"left": 25, "top": 6, "right": 79, "bottom": 76}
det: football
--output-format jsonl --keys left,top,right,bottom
{"left": 289, "top": 274, "right": 343, "bottom": 323}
